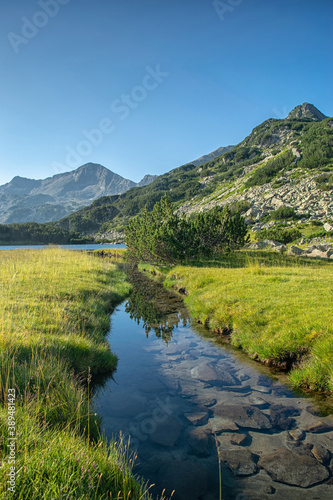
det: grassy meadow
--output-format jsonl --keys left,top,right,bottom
{"left": 162, "top": 251, "right": 333, "bottom": 393}
{"left": 0, "top": 247, "right": 155, "bottom": 499}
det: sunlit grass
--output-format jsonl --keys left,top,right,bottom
{"left": 0, "top": 248, "right": 158, "bottom": 499}
{"left": 164, "top": 252, "right": 333, "bottom": 393}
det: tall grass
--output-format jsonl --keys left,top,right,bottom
{"left": 0, "top": 248, "right": 156, "bottom": 499}
{"left": 164, "top": 251, "right": 333, "bottom": 394}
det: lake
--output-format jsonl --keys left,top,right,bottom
{"left": 95, "top": 273, "right": 333, "bottom": 500}
{"left": 0, "top": 243, "right": 126, "bottom": 251}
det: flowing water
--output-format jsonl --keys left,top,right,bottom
{"left": 95, "top": 273, "right": 333, "bottom": 500}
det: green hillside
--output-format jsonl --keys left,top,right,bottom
{"left": 1, "top": 104, "right": 332, "bottom": 244}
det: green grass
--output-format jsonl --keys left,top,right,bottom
{"left": 0, "top": 248, "right": 157, "bottom": 499}
{"left": 163, "top": 252, "right": 333, "bottom": 394}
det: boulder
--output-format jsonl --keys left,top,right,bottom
{"left": 248, "top": 241, "right": 268, "bottom": 249}
{"left": 323, "top": 222, "right": 333, "bottom": 232}
{"left": 263, "top": 240, "right": 287, "bottom": 252}
{"left": 287, "top": 245, "right": 304, "bottom": 256}
{"left": 258, "top": 448, "right": 329, "bottom": 487}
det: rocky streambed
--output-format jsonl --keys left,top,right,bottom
{"left": 95, "top": 276, "right": 333, "bottom": 500}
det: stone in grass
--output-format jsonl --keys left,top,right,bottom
{"left": 214, "top": 404, "right": 272, "bottom": 430}
{"left": 157, "top": 460, "right": 208, "bottom": 500}
{"left": 184, "top": 412, "right": 208, "bottom": 426}
{"left": 258, "top": 448, "right": 329, "bottom": 487}
{"left": 219, "top": 449, "right": 258, "bottom": 476}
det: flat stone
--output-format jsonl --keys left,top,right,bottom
{"left": 288, "top": 429, "right": 305, "bottom": 441}
{"left": 187, "top": 428, "right": 211, "bottom": 456}
{"left": 190, "top": 362, "right": 240, "bottom": 386}
{"left": 254, "top": 386, "right": 271, "bottom": 394}
{"left": 249, "top": 396, "right": 269, "bottom": 409}
{"left": 220, "top": 433, "right": 248, "bottom": 446}
{"left": 185, "top": 412, "right": 208, "bottom": 426}
{"left": 219, "top": 449, "right": 258, "bottom": 476}
{"left": 258, "top": 448, "right": 329, "bottom": 487}
{"left": 208, "top": 416, "right": 239, "bottom": 432}
{"left": 192, "top": 396, "right": 217, "bottom": 407}
{"left": 214, "top": 404, "right": 272, "bottom": 430}
{"left": 149, "top": 416, "right": 182, "bottom": 447}
{"left": 157, "top": 460, "right": 208, "bottom": 500}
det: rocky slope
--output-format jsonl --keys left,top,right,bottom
{"left": 0, "top": 163, "right": 155, "bottom": 224}
{"left": 84, "top": 103, "right": 332, "bottom": 242}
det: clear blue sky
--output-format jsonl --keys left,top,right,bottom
{"left": 0, "top": 0, "right": 332, "bottom": 185}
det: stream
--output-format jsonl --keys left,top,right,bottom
{"left": 95, "top": 273, "right": 333, "bottom": 500}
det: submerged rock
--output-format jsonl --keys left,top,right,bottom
{"left": 219, "top": 449, "right": 258, "bottom": 476}
{"left": 258, "top": 448, "right": 329, "bottom": 487}
{"left": 187, "top": 427, "right": 212, "bottom": 456}
{"left": 157, "top": 460, "right": 208, "bottom": 500}
{"left": 190, "top": 362, "right": 240, "bottom": 386}
{"left": 149, "top": 416, "right": 182, "bottom": 447}
{"left": 185, "top": 411, "right": 209, "bottom": 426}
{"left": 214, "top": 404, "right": 272, "bottom": 430}
{"left": 269, "top": 404, "right": 300, "bottom": 430}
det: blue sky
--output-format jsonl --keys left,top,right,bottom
{"left": 0, "top": 0, "right": 332, "bottom": 185}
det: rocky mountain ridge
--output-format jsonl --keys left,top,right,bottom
{"left": 1, "top": 103, "right": 332, "bottom": 248}
{"left": 0, "top": 163, "right": 156, "bottom": 224}
{"left": 90, "top": 103, "right": 333, "bottom": 243}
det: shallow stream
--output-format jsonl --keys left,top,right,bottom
{"left": 96, "top": 273, "right": 333, "bottom": 500}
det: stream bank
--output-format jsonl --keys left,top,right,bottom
{"left": 96, "top": 272, "right": 333, "bottom": 500}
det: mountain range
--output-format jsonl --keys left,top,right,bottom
{"left": 1, "top": 102, "right": 332, "bottom": 245}
{"left": 0, "top": 147, "right": 231, "bottom": 225}
{"left": 55, "top": 102, "right": 332, "bottom": 241}
{"left": 0, "top": 164, "right": 158, "bottom": 224}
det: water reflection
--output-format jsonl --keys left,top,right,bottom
{"left": 125, "top": 270, "right": 190, "bottom": 343}
{"left": 96, "top": 273, "right": 333, "bottom": 500}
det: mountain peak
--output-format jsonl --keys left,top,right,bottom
{"left": 287, "top": 102, "right": 327, "bottom": 121}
